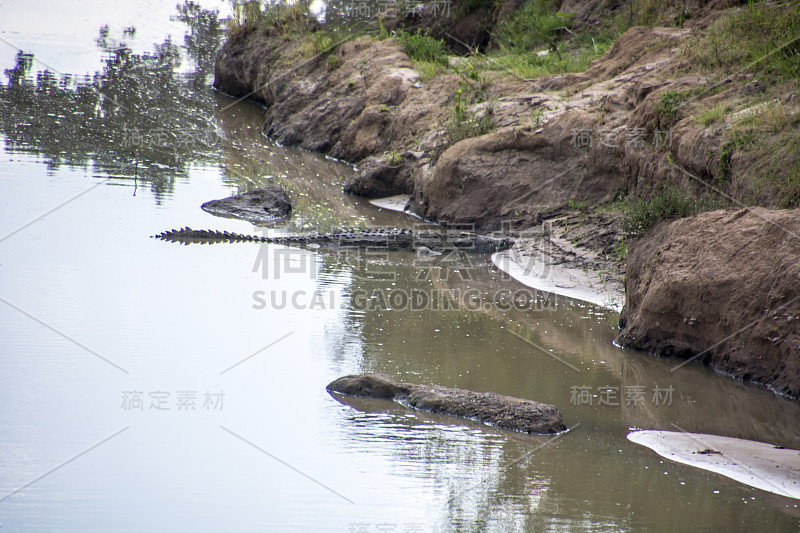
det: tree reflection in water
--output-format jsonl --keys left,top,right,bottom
{"left": 0, "top": 2, "right": 224, "bottom": 200}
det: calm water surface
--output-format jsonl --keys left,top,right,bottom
{"left": 1, "top": 2, "right": 799, "bottom": 531}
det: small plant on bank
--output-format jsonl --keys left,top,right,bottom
{"left": 530, "top": 108, "right": 544, "bottom": 128}
{"left": 497, "top": 0, "right": 574, "bottom": 59}
{"left": 326, "top": 55, "right": 341, "bottom": 69}
{"left": 359, "top": 58, "right": 369, "bottom": 87}
{"left": 777, "top": 161, "right": 800, "bottom": 208}
{"left": 383, "top": 150, "right": 403, "bottom": 165}
{"left": 414, "top": 60, "right": 444, "bottom": 83}
{"left": 313, "top": 31, "right": 333, "bottom": 54}
{"left": 714, "top": 101, "right": 800, "bottom": 200}
{"left": 445, "top": 83, "right": 495, "bottom": 145}
{"left": 653, "top": 90, "right": 682, "bottom": 128}
{"left": 718, "top": 131, "right": 753, "bottom": 180}
{"left": 261, "top": 0, "right": 317, "bottom": 36}
{"left": 621, "top": 187, "right": 724, "bottom": 237}
{"left": 227, "top": 1, "right": 264, "bottom": 34}
{"left": 397, "top": 31, "right": 449, "bottom": 67}
{"left": 612, "top": 238, "right": 628, "bottom": 263}
{"left": 566, "top": 198, "right": 588, "bottom": 212}
{"left": 696, "top": 103, "right": 727, "bottom": 126}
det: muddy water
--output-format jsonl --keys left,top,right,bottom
{"left": 1, "top": 2, "right": 799, "bottom": 531}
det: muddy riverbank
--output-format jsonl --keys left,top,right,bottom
{"left": 213, "top": 1, "right": 800, "bottom": 397}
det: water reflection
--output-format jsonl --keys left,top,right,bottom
{"left": 0, "top": 2, "right": 224, "bottom": 197}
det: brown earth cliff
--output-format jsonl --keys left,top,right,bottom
{"left": 617, "top": 208, "right": 800, "bottom": 398}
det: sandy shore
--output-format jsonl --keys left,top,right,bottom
{"left": 368, "top": 194, "right": 412, "bottom": 212}
{"left": 628, "top": 430, "right": 800, "bottom": 500}
{"left": 492, "top": 246, "right": 624, "bottom": 312}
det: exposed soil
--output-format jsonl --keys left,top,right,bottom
{"left": 617, "top": 208, "right": 800, "bottom": 398}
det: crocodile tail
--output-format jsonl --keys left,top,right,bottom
{"left": 152, "top": 227, "right": 269, "bottom": 244}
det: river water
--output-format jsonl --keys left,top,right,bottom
{"left": 1, "top": 2, "right": 798, "bottom": 531}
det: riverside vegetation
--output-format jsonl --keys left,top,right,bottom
{"left": 218, "top": 0, "right": 800, "bottom": 396}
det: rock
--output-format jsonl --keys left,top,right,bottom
{"left": 327, "top": 373, "right": 566, "bottom": 434}
{"left": 343, "top": 155, "right": 414, "bottom": 197}
{"left": 616, "top": 207, "right": 800, "bottom": 397}
{"left": 410, "top": 112, "right": 626, "bottom": 231}
{"left": 201, "top": 186, "right": 291, "bottom": 223}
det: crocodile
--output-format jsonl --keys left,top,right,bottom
{"left": 328, "top": 373, "right": 566, "bottom": 435}
{"left": 152, "top": 227, "right": 513, "bottom": 253}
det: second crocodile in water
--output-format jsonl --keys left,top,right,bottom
{"left": 153, "top": 227, "right": 514, "bottom": 253}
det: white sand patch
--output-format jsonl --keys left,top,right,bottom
{"left": 628, "top": 430, "right": 800, "bottom": 500}
{"left": 491, "top": 247, "right": 624, "bottom": 312}
{"left": 369, "top": 194, "right": 411, "bottom": 212}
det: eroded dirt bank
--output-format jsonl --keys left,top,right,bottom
{"left": 617, "top": 208, "right": 800, "bottom": 398}
{"left": 213, "top": 3, "right": 800, "bottom": 396}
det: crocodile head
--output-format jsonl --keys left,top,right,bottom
{"left": 453, "top": 233, "right": 515, "bottom": 253}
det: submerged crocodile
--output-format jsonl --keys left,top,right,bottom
{"left": 153, "top": 227, "right": 513, "bottom": 253}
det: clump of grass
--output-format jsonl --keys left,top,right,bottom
{"left": 684, "top": 2, "right": 800, "bottom": 82}
{"left": 413, "top": 60, "right": 445, "bottom": 83}
{"left": 696, "top": 103, "right": 727, "bottom": 126}
{"left": 653, "top": 90, "right": 683, "bottom": 128}
{"left": 496, "top": 0, "right": 573, "bottom": 56}
{"left": 776, "top": 160, "right": 800, "bottom": 208}
{"left": 383, "top": 150, "right": 402, "bottom": 165}
{"left": 256, "top": 0, "right": 320, "bottom": 38}
{"left": 710, "top": 100, "right": 800, "bottom": 202}
{"left": 227, "top": 0, "right": 264, "bottom": 34}
{"left": 731, "top": 102, "right": 800, "bottom": 207}
{"left": 445, "top": 83, "right": 495, "bottom": 144}
{"left": 621, "top": 188, "right": 724, "bottom": 236}
{"left": 313, "top": 31, "right": 333, "bottom": 53}
{"left": 447, "top": 112, "right": 495, "bottom": 143}
{"left": 613, "top": 237, "right": 628, "bottom": 263}
{"left": 489, "top": 0, "right": 616, "bottom": 80}
{"left": 566, "top": 198, "right": 588, "bottom": 212}
{"left": 397, "top": 31, "right": 449, "bottom": 67}
{"left": 326, "top": 54, "right": 341, "bottom": 69}
{"left": 718, "top": 131, "right": 753, "bottom": 180}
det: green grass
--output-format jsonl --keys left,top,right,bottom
{"left": 496, "top": 0, "right": 572, "bottom": 54}
{"left": 326, "top": 54, "right": 341, "bottom": 69}
{"left": 684, "top": 1, "right": 800, "bottom": 83}
{"left": 566, "top": 198, "right": 588, "bottom": 212}
{"left": 718, "top": 131, "right": 753, "bottom": 180}
{"left": 613, "top": 238, "right": 628, "bottom": 263}
{"left": 653, "top": 90, "right": 683, "bottom": 128}
{"left": 397, "top": 31, "right": 449, "bottom": 66}
{"left": 735, "top": 102, "right": 800, "bottom": 207}
{"left": 712, "top": 100, "right": 800, "bottom": 203}
{"left": 696, "top": 103, "right": 727, "bottom": 126}
{"left": 383, "top": 150, "right": 402, "bottom": 165}
{"left": 776, "top": 160, "right": 800, "bottom": 208}
{"left": 227, "top": 0, "right": 265, "bottom": 34}
{"left": 486, "top": 0, "right": 617, "bottom": 80}
{"left": 446, "top": 85, "right": 495, "bottom": 143}
{"left": 621, "top": 188, "right": 725, "bottom": 237}
{"left": 413, "top": 60, "right": 446, "bottom": 82}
